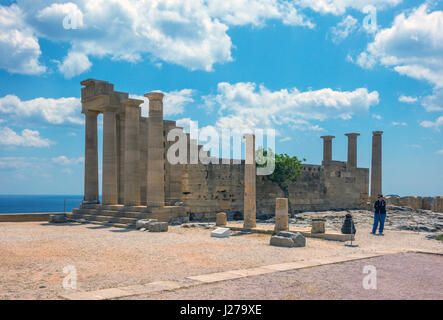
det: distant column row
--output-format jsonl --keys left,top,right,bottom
{"left": 320, "top": 131, "right": 383, "bottom": 202}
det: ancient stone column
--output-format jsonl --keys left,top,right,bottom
{"left": 274, "top": 198, "right": 289, "bottom": 233}
{"left": 123, "top": 99, "right": 142, "bottom": 206}
{"left": 102, "top": 107, "right": 119, "bottom": 205}
{"left": 345, "top": 133, "right": 360, "bottom": 168}
{"left": 83, "top": 111, "right": 99, "bottom": 203}
{"left": 243, "top": 133, "right": 256, "bottom": 229}
{"left": 320, "top": 136, "right": 335, "bottom": 164}
{"left": 145, "top": 92, "right": 165, "bottom": 207}
{"left": 370, "top": 131, "right": 383, "bottom": 202}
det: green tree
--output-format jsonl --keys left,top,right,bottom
{"left": 256, "top": 147, "right": 305, "bottom": 216}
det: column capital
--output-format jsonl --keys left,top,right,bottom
{"left": 82, "top": 110, "right": 100, "bottom": 116}
{"left": 102, "top": 105, "right": 119, "bottom": 112}
{"left": 320, "top": 135, "right": 335, "bottom": 140}
{"left": 345, "top": 133, "right": 360, "bottom": 137}
{"left": 144, "top": 92, "right": 164, "bottom": 101}
{"left": 123, "top": 98, "right": 144, "bottom": 108}
{"left": 372, "top": 131, "right": 383, "bottom": 136}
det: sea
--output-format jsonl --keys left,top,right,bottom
{"left": 0, "top": 195, "right": 89, "bottom": 214}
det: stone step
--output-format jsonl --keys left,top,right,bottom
{"left": 67, "top": 216, "right": 134, "bottom": 229}
{"left": 68, "top": 213, "right": 137, "bottom": 226}
{"left": 74, "top": 208, "right": 150, "bottom": 219}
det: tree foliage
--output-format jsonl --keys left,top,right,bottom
{"left": 256, "top": 147, "right": 305, "bottom": 215}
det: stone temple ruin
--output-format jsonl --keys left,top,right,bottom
{"left": 69, "top": 79, "right": 388, "bottom": 227}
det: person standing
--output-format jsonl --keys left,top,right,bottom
{"left": 372, "top": 194, "right": 386, "bottom": 236}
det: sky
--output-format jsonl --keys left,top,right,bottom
{"left": 0, "top": 0, "right": 442, "bottom": 196}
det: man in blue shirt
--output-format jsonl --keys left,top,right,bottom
{"left": 372, "top": 194, "right": 387, "bottom": 236}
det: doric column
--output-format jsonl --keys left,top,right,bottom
{"left": 145, "top": 92, "right": 165, "bottom": 207}
{"left": 370, "top": 131, "right": 383, "bottom": 202}
{"left": 345, "top": 133, "right": 360, "bottom": 168}
{"left": 320, "top": 135, "right": 335, "bottom": 164}
{"left": 117, "top": 114, "right": 125, "bottom": 204}
{"left": 83, "top": 111, "right": 99, "bottom": 203}
{"left": 243, "top": 133, "right": 256, "bottom": 229}
{"left": 102, "top": 107, "right": 119, "bottom": 205}
{"left": 123, "top": 99, "right": 142, "bottom": 206}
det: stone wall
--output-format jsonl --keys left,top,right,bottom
{"left": 172, "top": 156, "right": 369, "bottom": 219}
{"left": 386, "top": 196, "right": 443, "bottom": 212}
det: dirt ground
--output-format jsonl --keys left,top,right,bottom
{"left": 0, "top": 221, "right": 442, "bottom": 299}
{"left": 131, "top": 252, "right": 443, "bottom": 300}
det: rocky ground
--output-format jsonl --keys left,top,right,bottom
{"left": 246, "top": 206, "right": 443, "bottom": 240}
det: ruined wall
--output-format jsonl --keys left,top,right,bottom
{"left": 176, "top": 158, "right": 369, "bottom": 219}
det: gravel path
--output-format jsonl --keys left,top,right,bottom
{"left": 0, "top": 220, "right": 442, "bottom": 299}
{"left": 131, "top": 253, "right": 443, "bottom": 300}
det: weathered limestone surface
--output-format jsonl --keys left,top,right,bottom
{"left": 146, "top": 92, "right": 165, "bottom": 207}
{"left": 274, "top": 198, "right": 289, "bottom": 233}
{"left": 311, "top": 218, "right": 325, "bottom": 234}
{"left": 148, "top": 222, "right": 168, "bottom": 232}
{"left": 102, "top": 108, "right": 119, "bottom": 204}
{"left": 124, "top": 99, "right": 142, "bottom": 206}
{"left": 321, "top": 135, "right": 335, "bottom": 164}
{"left": 345, "top": 133, "right": 360, "bottom": 168}
{"left": 370, "top": 131, "right": 383, "bottom": 202}
{"left": 216, "top": 212, "right": 227, "bottom": 226}
{"left": 83, "top": 111, "right": 99, "bottom": 203}
{"left": 136, "top": 219, "right": 158, "bottom": 229}
{"left": 270, "top": 231, "right": 306, "bottom": 248}
{"left": 243, "top": 134, "right": 256, "bottom": 229}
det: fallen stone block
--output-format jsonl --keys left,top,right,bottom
{"left": 148, "top": 222, "right": 168, "bottom": 232}
{"left": 277, "top": 231, "right": 306, "bottom": 247}
{"left": 270, "top": 235, "right": 294, "bottom": 248}
{"left": 50, "top": 214, "right": 66, "bottom": 223}
{"left": 136, "top": 219, "right": 158, "bottom": 229}
{"left": 211, "top": 227, "right": 230, "bottom": 238}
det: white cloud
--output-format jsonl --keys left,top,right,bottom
{"left": 295, "top": 0, "right": 402, "bottom": 15}
{"left": 372, "top": 114, "right": 382, "bottom": 120}
{"left": 207, "top": 0, "right": 314, "bottom": 27}
{"left": 57, "top": 51, "right": 91, "bottom": 79}
{"left": 0, "top": 127, "right": 53, "bottom": 147}
{"left": 421, "top": 89, "right": 443, "bottom": 112}
{"left": 203, "top": 82, "right": 379, "bottom": 131}
{"left": 398, "top": 95, "right": 418, "bottom": 103}
{"left": 392, "top": 121, "right": 407, "bottom": 126}
{"left": 52, "top": 155, "right": 84, "bottom": 165}
{"left": 436, "top": 148, "right": 443, "bottom": 155}
{"left": 0, "top": 94, "right": 82, "bottom": 125}
{"left": 0, "top": 4, "right": 45, "bottom": 75}
{"left": 356, "top": 5, "right": 443, "bottom": 87}
{"left": 420, "top": 116, "right": 443, "bottom": 131}
{"left": 330, "top": 15, "right": 358, "bottom": 43}
{"left": 130, "top": 88, "right": 195, "bottom": 117}
{"left": 279, "top": 136, "right": 291, "bottom": 142}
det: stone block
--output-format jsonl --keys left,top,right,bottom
{"left": 148, "top": 222, "right": 168, "bottom": 232}
{"left": 270, "top": 231, "right": 306, "bottom": 248}
{"left": 216, "top": 212, "right": 227, "bottom": 226}
{"left": 50, "top": 214, "right": 66, "bottom": 223}
{"left": 270, "top": 236, "right": 294, "bottom": 248}
{"left": 136, "top": 219, "right": 158, "bottom": 229}
{"left": 311, "top": 218, "right": 325, "bottom": 234}
{"left": 211, "top": 227, "right": 230, "bottom": 238}
{"left": 274, "top": 198, "right": 289, "bottom": 233}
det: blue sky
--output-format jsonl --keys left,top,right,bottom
{"left": 0, "top": 0, "right": 442, "bottom": 196}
